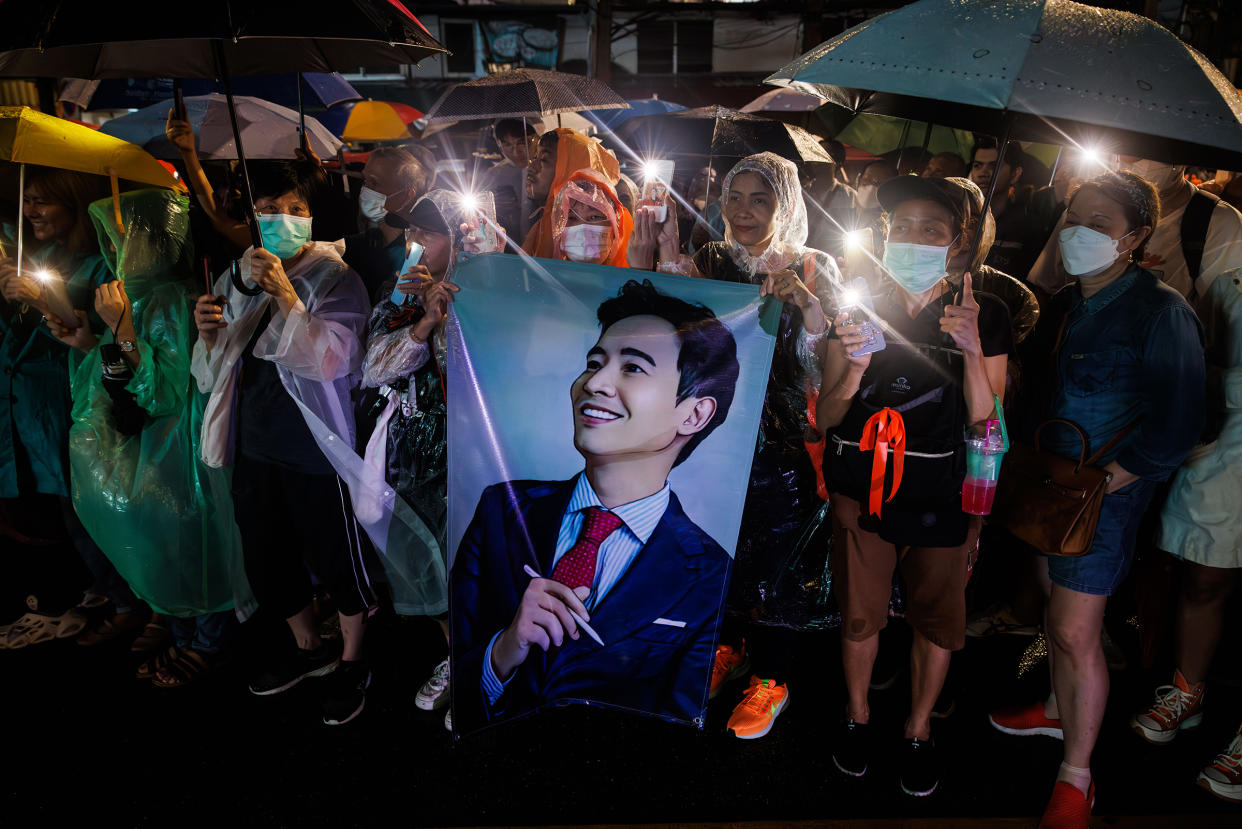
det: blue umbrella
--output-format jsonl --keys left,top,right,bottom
{"left": 766, "top": 0, "right": 1242, "bottom": 169}
{"left": 586, "top": 98, "right": 685, "bottom": 132}
{"left": 61, "top": 72, "right": 361, "bottom": 112}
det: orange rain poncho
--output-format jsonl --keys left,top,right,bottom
{"left": 521, "top": 128, "right": 622, "bottom": 258}
{"left": 550, "top": 168, "right": 633, "bottom": 268}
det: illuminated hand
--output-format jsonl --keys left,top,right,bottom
{"left": 939, "top": 270, "right": 982, "bottom": 356}
{"left": 489, "top": 578, "right": 591, "bottom": 681}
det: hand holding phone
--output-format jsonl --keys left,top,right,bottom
{"left": 639, "top": 160, "right": 674, "bottom": 224}
{"left": 389, "top": 241, "right": 426, "bottom": 306}
{"left": 834, "top": 276, "right": 885, "bottom": 357}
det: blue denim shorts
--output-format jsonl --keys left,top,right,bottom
{"left": 1045, "top": 478, "right": 1157, "bottom": 597}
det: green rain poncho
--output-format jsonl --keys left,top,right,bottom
{"left": 67, "top": 188, "right": 251, "bottom": 618}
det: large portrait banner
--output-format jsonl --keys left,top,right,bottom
{"left": 447, "top": 253, "right": 775, "bottom": 735}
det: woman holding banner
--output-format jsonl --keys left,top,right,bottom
{"left": 817, "top": 175, "right": 1011, "bottom": 798}
{"left": 627, "top": 151, "right": 839, "bottom": 741}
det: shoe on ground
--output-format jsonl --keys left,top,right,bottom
{"left": 899, "top": 736, "right": 941, "bottom": 797}
{"left": 249, "top": 640, "right": 342, "bottom": 696}
{"left": 1197, "top": 728, "right": 1242, "bottom": 803}
{"left": 1100, "top": 627, "right": 1127, "bottom": 672}
{"left": 1130, "top": 668, "right": 1204, "bottom": 745}
{"left": 726, "top": 676, "right": 789, "bottom": 739}
{"left": 965, "top": 602, "right": 1038, "bottom": 638}
{"left": 444, "top": 707, "right": 453, "bottom": 732}
{"left": 75, "top": 610, "right": 149, "bottom": 647}
{"left": 0, "top": 612, "right": 62, "bottom": 649}
{"left": 989, "top": 700, "right": 1064, "bottom": 739}
{"left": 415, "top": 658, "right": 451, "bottom": 711}
{"left": 709, "top": 641, "right": 751, "bottom": 699}
{"left": 1039, "top": 780, "right": 1094, "bottom": 829}
{"left": 832, "top": 718, "right": 870, "bottom": 778}
{"left": 322, "top": 660, "right": 371, "bottom": 726}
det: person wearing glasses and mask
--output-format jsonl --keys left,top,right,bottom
{"left": 819, "top": 175, "right": 1012, "bottom": 799}
{"left": 346, "top": 147, "right": 432, "bottom": 301}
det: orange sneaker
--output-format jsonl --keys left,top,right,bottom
{"left": 709, "top": 641, "right": 751, "bottom": 699}
{"left": 1130, "top": 669, "right": 1204, "bottom": 745}
{"left": 727, "top": 676, "right": 790, "bottom": 740}
{"left": 1038, "top": 780, "right": 1094, "bottom": 829}
{"left": 989, "top": 700, "right": 1063, "bottom": 739}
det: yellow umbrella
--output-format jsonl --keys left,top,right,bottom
{"left": 0, "top": 106, "right": 183, "bottom": 190}
{"left": 0, "top": 105, "right": 183, "bottom": 276}
{"left": 340, "top": 99, "right": 418, "bottom": 143}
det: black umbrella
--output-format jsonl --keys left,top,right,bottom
{"left": 610, "top": 106, "right": 834, "bottom": 168}
{"left": 0, "top": 0, "right": 446, "bottom": 293}
{"left": 421, "top": 68, "right": 628, "bottom": 124}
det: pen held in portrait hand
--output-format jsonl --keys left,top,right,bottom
{"left": 521, "top": 564, "right": 605, "bottom": 647}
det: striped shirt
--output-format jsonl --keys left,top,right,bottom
{"left": 481, "top": 473, "right": 672, "bottom": 703}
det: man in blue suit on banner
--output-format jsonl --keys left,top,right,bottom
{"left": 451, "top": 279, "right": 740, "bottom": 732}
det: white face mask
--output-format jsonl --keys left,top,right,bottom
{"left": 1127, "top": 159, "right": 1184, "bottom": 194}
{"left": 562, "top": 223, "right": 612, "bottom": 263}
{"left": 856, "top": 184, "right": 878, "bottom": 209}
{"left": 882, "top": 241, "right": 953, "bottom": 294}
{"left": 358, "top": 186, "right": 389, "bottom": 224}
{"left": 1058, "top": 225, "right": 1133, "bottom": 277}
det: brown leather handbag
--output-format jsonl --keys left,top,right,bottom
{"left": 990, "top": 418, "right": 1136, "bottom": 557}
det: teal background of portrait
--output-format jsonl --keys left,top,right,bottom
{"left": 446, "top": 253, "right": 776, "bottom": 567}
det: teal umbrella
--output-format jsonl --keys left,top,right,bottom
{"left": 834, "top": 113, "right": 975, "bottom": 160}
{"left": 766, "top": 0, "right": 1242, "bottom": 170}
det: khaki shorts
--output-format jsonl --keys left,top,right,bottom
{"left": 830, "top": 494, "right": 980, "bottom": 651}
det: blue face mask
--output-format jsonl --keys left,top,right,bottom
{"left": 882, "top": 240, "right": 954, "bottom": 294}
{"left": 257, "top": 213, "right": 312, "bottom": 260}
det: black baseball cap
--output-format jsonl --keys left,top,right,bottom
{"left": 877, "top": 175, "right": 969, "bottom": 226}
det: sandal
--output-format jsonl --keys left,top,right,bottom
{"left": 55, "top": 608, "right": 89, "bottom": 639}
{"left": 152, "top": 649, "right": 216, "bottom": 689}
{"left": 136, "top": 645, "right": 182, "bottom": 682}
{"left": 131, "top": 619, "right": 171, "bottom": 654}
{"left": 0, "top": 612, "right": 61, "bottom": 649}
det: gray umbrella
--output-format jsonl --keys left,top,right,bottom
{"left": 765, "top": 0, "right": 1242, "bottom": 169}
{"left": 422, "top": 68, "right": 629, "bottom": 124}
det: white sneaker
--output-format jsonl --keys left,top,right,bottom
{"left": 444, "top": 707, "right": 453, "bottom": 732}
{"left": 416, "top": 658, "right": 451, "bottom": 711}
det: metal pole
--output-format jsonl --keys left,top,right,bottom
{"left": 296, "top": 71, "right": 308, "bottom": 153}
{"left": 15, "top": 163, "right": 23, "bottom": 279}
{"left": 962, "top": 112, "right": 1015, "bottom": 276}
{"left": 214, "top": 40, "right": 264, "bottom": 295}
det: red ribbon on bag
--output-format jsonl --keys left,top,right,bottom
{"left": 859, "top": 407, "right": 906, "bottom": 518}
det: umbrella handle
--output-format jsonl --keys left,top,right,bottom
{"left": 229, "top": 258, "right": 262, "bottom": 297}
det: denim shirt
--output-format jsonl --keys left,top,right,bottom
{"left": 1044, "top": 266, "right": 1205, "bottom": 479}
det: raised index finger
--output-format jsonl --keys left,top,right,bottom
{"left": 960, "top": 270, "right": 978, "bottom": 308}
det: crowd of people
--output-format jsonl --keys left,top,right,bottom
{"left": 1, "top": 103, "right": 1241, "bottom": 829}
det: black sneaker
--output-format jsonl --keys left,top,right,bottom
{"left": 322, "top": 660, "right": 371, "bottom": 726}
{"left": 832, "top": 718, "right": 870, "bottom": 778}
{"left": 899, "top": 736, "right": 941, "bottom": 797}
{"left": 248, "top": 641, "right": 342, "bottom": 696}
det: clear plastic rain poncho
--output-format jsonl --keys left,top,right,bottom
{"left": 720, "top": 151, "right": 810, "bottom": 277}
{"left": 549, "top": 169, "right": 633, "bottom": 267}
{"left": 192, "top": 236, "right": 447, "bottom": 616}
{"left": 357, "top": 191, "right": 466, "bottom": 613}
{"left": 68, "top": 189, "right": 252, "bottom": 618}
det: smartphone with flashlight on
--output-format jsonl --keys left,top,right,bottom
{"left": 639, "top": 160, "right": 674, "bottom": 224}
{"left": 389, "top": 241, "right": 426, "bottom": 306}
{"left": 35, "top": 269, "right": 83, "bottom": 330}
{"left": 834, "top": 276, "right": 885, "bottom": 356}
{"left": 461, "top": 191, "right": 499, "bottom": 255}
{"left": 843, "top": 227, "right": 876, "bottom": 279}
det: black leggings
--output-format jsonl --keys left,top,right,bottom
{"left": 232, "top": 455, "right": 376, "bottom": 620}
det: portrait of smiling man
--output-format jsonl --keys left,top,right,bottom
{"left": 450, "top": 278, "right": 741, "bottom": 733}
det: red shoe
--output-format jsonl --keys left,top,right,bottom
{"left": 989, "top": 700, "right": 1064, "bottom": 739}
{"left": 1039, "top": 780, "right": 1094, "bottom": 829}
